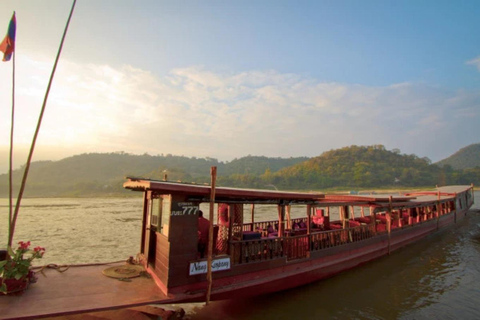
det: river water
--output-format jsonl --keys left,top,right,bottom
{"left": 1, "top": 192, "right": 480, "bottom": 319}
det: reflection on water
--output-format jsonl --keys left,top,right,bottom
{"left": 0, "top": 192, "right": 479, "bottom": 319}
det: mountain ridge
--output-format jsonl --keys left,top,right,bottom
{"left": 1, "top": 144, "right": 478, "bottom": 197}
{"left": 435, "top": 143, "right": 480, "bottom": 170}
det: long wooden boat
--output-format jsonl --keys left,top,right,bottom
{"left": 122, "top": 178, "right": 475, "bottom": 302}
{"left": 0, "top": 181, "right": 475, "bottom": 319}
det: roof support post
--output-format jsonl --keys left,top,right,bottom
{"left": 387, "top": 196, "right": 392, "bottom": 255}
{"left": 436, "top": 192, "right": 441, "bottom": 230}
{"left": 454, "top": 192, "right": 457, "bottom": 223}
{"left": 370, "top": 206, "right": 377, "bottom": 234}
{"left": 250, "top": 204, "right": 255, "bottom": 231}
{"left": 277, "top": 204, "right": 285, "bottom": 237}
{"left": 140, "top": 191, "right": 149, "bottom": 255}
{"left": 307, "top": 204, "right": 312, "bottom": 257}
{"left": 286, "top": 205, "right": 291, "bottom": 230}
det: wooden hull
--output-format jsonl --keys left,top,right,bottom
{"left": 170, "top": 205, "right": 470, "bottom": 302}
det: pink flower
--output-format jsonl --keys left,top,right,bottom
{"left": 34, "top": 246, "right": 46, "bottom": 257}
{"left": 18, "top": 241, "right": 31, "bottom": 250}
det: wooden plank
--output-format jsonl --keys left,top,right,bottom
{"left": 0, "top": 263, "right": 171, "bottom": 320}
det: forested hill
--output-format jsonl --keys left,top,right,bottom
{"left": 0, "top": 153, "right": 307, "bottom": 197}
{"left": 217, "top": 145, "right": 479, "bottom": 190}
{"left": 222, "top": 155, "right": 309, "bottom": 175}
{"left": 436, "top": 143, "right": 480, "bottom": 170}
{"left": 264, "top": 145, "right": 440, "bottom": 189}
{"left": 0, "top": 145, "right": 478, "bottom": 197}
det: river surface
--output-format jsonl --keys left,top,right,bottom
{"left": 1, "top": 192, "right": 480, "bottom": 319}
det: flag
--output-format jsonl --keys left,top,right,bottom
{"left": 0, "top": 12, "right": 16, "bottom": 62}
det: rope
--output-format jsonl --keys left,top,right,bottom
{"left": 31, "top": 255, "right": 144, "bottom": 278}
{"left": 35, "top": 264, "right": 70, "bottom": 277}
{"left": 31, "top": 257, "right": 140, "bottom": 277}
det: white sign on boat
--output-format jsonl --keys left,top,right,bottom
{"left": 189, "top": 257, "right": 231, "bottom": 275}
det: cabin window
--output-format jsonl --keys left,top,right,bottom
{"left": 150, "top": 197, "right": 161, "bottom": 230}
{"left": 160, "top": 195, "right": 171, "bottom": 236}
{"left": 149, "top": 194, "right": 171, "bottom": 237}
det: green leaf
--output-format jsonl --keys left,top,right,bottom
{"left": 7, "top": 246, "right": 14, "bottom": 257}
{"left": 0, "top": 283, "right": 6, "bottom": 293}
{"left": 0, "top": 260, "right": 7, "bottom": 268}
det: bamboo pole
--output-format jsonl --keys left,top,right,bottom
{"left": 206, "top": 166, "right": 217, "bottom": 305}
{"left": 8, "top": 0, "right": 77, "bottom": 247}
{"left": 8, "top": 16, "right": 15, "bottom": 245}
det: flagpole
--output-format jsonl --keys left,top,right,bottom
{"left": 8, "top": 32, "right": 15, "bottom": 246}
{"left": 8, "top": 0, "right": 77, "bottom": 247}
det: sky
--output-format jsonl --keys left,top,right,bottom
{"left": 0, "top": 0, "right": 479, "bottom": 174}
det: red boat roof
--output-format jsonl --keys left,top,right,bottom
{"left": 124, "top": 178, "right": 472, "bottom": 206}
{"left": 322, "top": 194, "right": 415, "bottom": 203}
{"left": 124, "top": 177, "right": 325, "bottom": 203}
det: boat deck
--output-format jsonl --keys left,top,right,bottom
{"left": 0, "top": 262, "right": 175, "bottom": 320}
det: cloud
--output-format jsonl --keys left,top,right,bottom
{"left": 1, "top": 56, "right": 479, "bottom": 174}
{"left": 466, "top": 56, "right": 480, "bottom": 71}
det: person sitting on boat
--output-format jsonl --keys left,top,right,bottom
{"left": 197, "top": 210, "right": 210, "bottom": 258}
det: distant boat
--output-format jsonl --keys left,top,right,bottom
{"left": 121, "top": 180, "right": 474, "bottom": 302}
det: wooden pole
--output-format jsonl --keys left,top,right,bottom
{"left": 250, "top": 204, "right": 255, "bottom": 231}
{"left": 206, "top": 166, "right": 217, "bottom": 305}
{"left": 341, "top": 206, "right": 346, "bottom": 229}
{"left": 370, "top": 206, "right": 377, "bottom": 232}
{"left": 306, "top": 205, "right": 311, "bottom": 235}
{"left": 277, "top": 204, "right": 285, "bottom": 237}
{"left": 387, "top": 196, "right": 392, "bottom": 254}
{"left": 8, "top": 0, "right": 77, "bottom": 247}
{"left": 227, "top": 205, "right": 234, "bottom": 254}
{"left": 471, "top": 183, "right": 475, "bottom": 208}
{"left": 436, "top": 191, "right": 440, "bottom": 230}
{"left": 454, "top": 192, "right": 457, "bottom": 223}
{"left": 286, "top": 205, "right": 291, "bottom": 229}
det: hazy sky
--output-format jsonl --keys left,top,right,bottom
{"left": 0, "top": 0, "right": 479, "bottom": 173}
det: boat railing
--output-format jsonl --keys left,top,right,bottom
{"left": 309, "top": 224, "right": 376, "bottom": 252}
{"left": 231, "top": 236, "right": 284, "bottom": 265}
{"left": 242, "top": 220, "right": 282, "bottom": 233}
{"left": 231, "top": 224, "right": 379, "bottom": 264}
{"left": 231, "top": 201, "right": 460, "bottom": 265}
{"left": 285, "top": 234, "right": 309, "bottom": 261}
{"left": 243, "top": 217, "right": 307, "bottom": 233}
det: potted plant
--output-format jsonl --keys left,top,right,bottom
{"left": 0, "top": 241, "right": 45, "bottom": 294}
